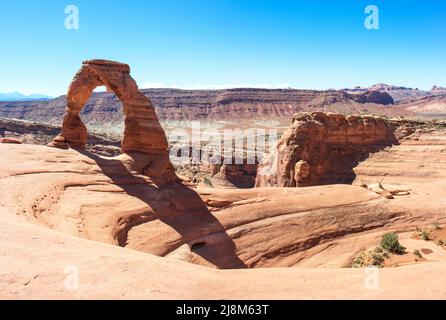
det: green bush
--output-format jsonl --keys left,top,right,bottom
{"left": 371, "top": 253, "right": 384, "bottom": 266}
{"left": 380, "top": 233, "right": 406, "bottom": 254}
{"left": 374, "top": 246, "right": 383, "bottom": 253}
{"left": 353, "top": 256, "right": 363, "bottom": 267}
{"left": 202, "top": 176, "right": 213, "bottom": 187}
{"left": 421, "top": 230, "right": 430, "bottom": 241}
{"left": 413, "top": 249, "right": 422, "bottom": 258}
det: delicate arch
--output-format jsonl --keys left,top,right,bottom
{"left": 49, "top": 59, "right": 168, "bottom": 154}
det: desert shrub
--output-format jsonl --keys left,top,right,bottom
{"left": 371, "top": 253, "right": 384, "bottom": 266}
{"left": 380, "top": 233, "right": 406, "bottom": 254}
{"left": 353, "top": 256, "right": 363, "bottom": 267}
{"left": 421, "top": 230, "right": 430, "bottom": 241}
{"left": 438, "top": 239, "right": 444, "bottom": 246}
{"left": 413, "top": 249, "right": 422, "bottom": 258}
{"left": 374, "top": 246, "right": 383, "bottom": 253}
{"left": 433, "top": 223, "right": 442, "bottom": 230}
{"left": 202, "top": 176, "right": 213, "bottom": 187}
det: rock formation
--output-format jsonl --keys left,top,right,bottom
{"left": 202, "top": 158, "right": 258, "bottom": 188}
{"left": 355, "top": 90, "right": 394, "bottom": 105}
{"left": 255, "top": 112, "right": 397, "bottom": 187}
{"left": 431, "top": 85, "right": 446, "bottom": 93}
{"left": 1, "top": 116, "right": 121, "bottom": 150}
{"left": 48, "top": 59, "right": 177, "bottom": 184}
{"left": 0, "top": 137, "right": 22, "bottom": 144}
{"left": 2, "top": 126, "right": 446, "bottom": 272}
{"left": 49, "top": 60, "right": 164, "bottom": 152}
{"left": 2, "top": 113, "right": 446, "bottom": 298}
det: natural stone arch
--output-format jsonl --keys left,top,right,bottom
{"left": 49, "top": 59, "right": 168, "bottom": 154}
{"left": 49, "top": 59, "right": 177, "bottom": 184}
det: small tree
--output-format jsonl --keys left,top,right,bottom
{"left": 381, "top": 233, "right": 406, "bottom": 254}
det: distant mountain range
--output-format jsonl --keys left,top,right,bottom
{"left": 0, "top": 92, "right": 53, "bottom": 101}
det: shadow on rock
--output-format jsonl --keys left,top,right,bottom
{"left": 77, "top": 149, "right": 247, "bottom": 269}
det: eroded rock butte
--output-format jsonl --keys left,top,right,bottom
{"left": 256, "top": 112, "right": 398, "bottom": 187}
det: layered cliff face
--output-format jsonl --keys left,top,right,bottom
{"left": 397, "top": 94, "right": 446, "bottom": 114}
{"left": 0, "top": 88, "right": 410, "bottom": 128}
{"left": 255, "top": 112, "right": 397, "bottom": 187}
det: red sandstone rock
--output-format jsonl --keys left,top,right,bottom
{"left": 0, "top": 137, "right": 22, "bottom": 144}
{"left": 48, "top": 59, "right": 178, "bottom": 185}
{"left": 199, "top": 154, "right": 258, "bottom": 188}
{"left": 293, "top": 160, "right": 310, "bottom": 186}
{"left": 255, "top": 112, "right": 397, "bottom": 187}
{"left": 49, "top": 60, "right": 167, "bottom": 153}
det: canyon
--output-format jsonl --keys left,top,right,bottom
{"left": 0, "top": 87, "right": 415, "bottom": 128}
{"left": 1, "top": 60, "right": 446, "bottom": 299}
{"left": 2, "top": 118, "right": 446, "bottom": 298}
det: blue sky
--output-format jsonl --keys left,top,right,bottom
{"left": 0, "top": 0, "right": 445, "bottom": 96}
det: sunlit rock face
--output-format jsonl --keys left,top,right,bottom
{"left": 48, "top": 59, "right": 178, "bottom": 185}
{"left": 255, "top": 112, "right": 397, "bottom": 187}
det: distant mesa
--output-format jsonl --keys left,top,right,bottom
{"left": 354, "top": 90, "right": 394, "bottom": 105}
{"left": 431, "top": 85, "right": 446, "bottom": 92}
{"left": 344, "top": 83, "right": 439, "bottom": 102}
{"left": 368, "top": 83, "right": 417, "bottom": 91}
{"left": 309, "top": 90, "right": 394, "bottom": 106}
{"left": 344, "top": 83, "right": 416, "bottom": 93}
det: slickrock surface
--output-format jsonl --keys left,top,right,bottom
{"left": 1, "top": 60, "right": 445, "bottom": 299}
{"left": 256, "top": 112, "right": 397, "bottom": 187}
{"left": 0, "top": 144, "right": 386, "bottom": 269}
{"left": 353, "top": 127, "right": 446, "bottom": 185}
{"left": 1, "top": 137, "right": 446, "bottom": 298}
